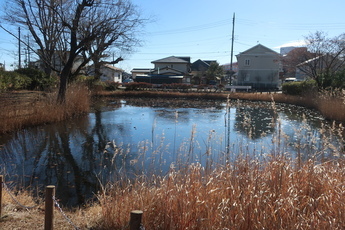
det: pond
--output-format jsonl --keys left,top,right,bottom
{"left": 0, "top": 98, "right": 343, "bottom": 207}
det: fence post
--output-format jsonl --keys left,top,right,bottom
{"left": 0, "top": 175, "right": 2, "bottom": 218}
{"left": 44, "top": 185, "right": 55, "bottom": 230}
{"left": 130, "top": 210, "right": 143, "bottom": 230}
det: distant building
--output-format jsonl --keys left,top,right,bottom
{"left": 280, "top": 46, "right": 298, "bottom": 56}
{"left": 133, "top": 56, "right": 192, "bottom": 84}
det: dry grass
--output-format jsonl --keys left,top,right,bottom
{"left": 0, "top": 84, "right": 90, "bottom": 134}
{"left": 0, "top": 187, "right": 101, "bottom": 229}
{"left": 97, "top": 157, "right": 345, "bottom": 230}
{"left": 2, "top": 157, "right": 345, "bottom": 229}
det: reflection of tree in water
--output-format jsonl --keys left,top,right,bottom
{"left": 234, "top": 105, "right": 276, "bottom": 139}
{"left": 0, "top": 108, "right": 139, "bottom": 207}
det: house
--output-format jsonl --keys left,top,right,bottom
{"left": 34, "top": 50, "right": 84, "bottom": 75}
{"left": 134, "top": 56, "right": 192, "bottom": 84}
{"left": 99, "top": 64, "right": 124, "bottom": 83}
{"left": 131, "top": 68, "right": 152, "bottom": 79}
{"left": 85, "top": 64, "right": 124, "bottom": 82}
{"left": 235, "top": 44, "right": 281, "bottom": 90}
{"left": 191, "top": 59, "right": 217, "bottom": 84}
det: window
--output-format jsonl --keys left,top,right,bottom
{"left": 245, "top": 59, "right": 250, "bottom": 66}
{"left": 244, "top": 73, "right": 250, "bottom": 82}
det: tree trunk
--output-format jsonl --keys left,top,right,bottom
{"left": 57, "top": 61, "right": 73, "bottom": 103}
{"left": 57, "top": 72, "right": 68, "bottom": 104}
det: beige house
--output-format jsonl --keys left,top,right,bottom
{"left": 236, "top": 44, "right": 281, "bottom": 89}
{"left": 99, "top": 64, "right": 124, "bottom": 82}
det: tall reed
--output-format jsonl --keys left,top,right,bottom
{"left": 98, "top": 157, "right": 345, "bottom": 229}
{"left": 0, "top": 84, "right": 90, "bottom": 134}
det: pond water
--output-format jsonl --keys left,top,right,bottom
{"left": 0, "top": 98, "right": 343, "bottom": 207}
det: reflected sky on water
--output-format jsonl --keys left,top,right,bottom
{"left": 0, "top": 98, "right": 343, "bottom": 206}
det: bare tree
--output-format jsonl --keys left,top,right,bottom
{"left": 293, "top": 31, "right": 345, "bottom": 88}
{"left": 81, "top": 0, "right": 141, "bottom": 80}
{"left": 1, "top": 0, "right": 144, "bottom": 102}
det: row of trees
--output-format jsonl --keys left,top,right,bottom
{"left": 1, "top": 0, "right": 145, "bottom": 102}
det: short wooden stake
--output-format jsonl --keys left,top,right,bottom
{"left": 44, "top": 185, "right": 55, "bottom": 230}
{"left": 0, "top": 175, "right": 3, "bottom": 218}
{"left": 130, "top": 210, "right": 143, "bottom": 230}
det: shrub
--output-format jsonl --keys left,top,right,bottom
{"left": 15, "top": 68, "right": 57, "bottom": 90}
{"left": 0, "top": 70, "right": 32, "bottom": 91}
{"left": 282, "top": 80, "right": 317, "bottom": 95}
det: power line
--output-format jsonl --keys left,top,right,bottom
{"left": 149, "top": 18, "right": 232, "bottom": 36}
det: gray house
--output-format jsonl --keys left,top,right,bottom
{"left": 135, "top": 56, "right": 192, "bottom": 84}
{"left": 236, "top": 44, "right": 281, "bottom": 90}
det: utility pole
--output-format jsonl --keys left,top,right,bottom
{"left": 27, "top": 35, "right": 30, "bottom": 67}
{"left": 229, "top": 13, "right": 235, "bottom": 85}
{"left": 18, "top": 27, "right": 21, "bottom": 69}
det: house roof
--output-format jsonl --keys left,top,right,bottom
{"left": 152, "top": 56, "right": 190, "bottom": 64}
{"left": 191, "top": 59, "right": 216, "bottom": 71}
{"left": 131, "top": 68, "right": 152, "bottom": 73}
{"left": 296, "top": 55, "right": 324, "bottom": 66}
{"left": 103, "top": 64, "right": 124, "bottom": 72}
{"left": 237, "top": 44, "right": 279, "bottom": 56}
{"left": 151, "top": 66, "right": 185, "bottom": 75}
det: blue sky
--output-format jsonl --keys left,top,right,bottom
{"left": 1, "top": 0, "right": 345, "bottom": 72}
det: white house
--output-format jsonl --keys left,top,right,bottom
{"left": 236, "top": 44, "right": 281, "bottom": 89}
{"left": 99, "top": 64, "right": 124, "bottom": 83}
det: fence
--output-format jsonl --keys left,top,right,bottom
{"left": 0, "top": 175, "right": 144, "bottom": 230}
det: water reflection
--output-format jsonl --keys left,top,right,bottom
{"left": 0, "top": 98, "right": 343, "bottom": 207}
{"left": 234, "top": 105, "right": 276, "bottom": 139}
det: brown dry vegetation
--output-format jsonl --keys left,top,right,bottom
{"left": 98, "top": 157, "right": 345, "bottom": 230}
{"left": 2, "top": 157, "right": 345, "bottom": 229}
{"left": 1, "top": 188, "right": 101, "bottom": 229}
{"left": 0, "top": 84, "right": 90, "bottom": 134}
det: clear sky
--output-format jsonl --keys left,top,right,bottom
{"left": 1, "top": 0, "right": 345, "bottom": 72}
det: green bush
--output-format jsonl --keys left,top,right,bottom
{"left": 0, "top": 70, "right": 32, "bottom": 91}
{"left": 282, "top": 80, "right": 317, "bottom": 95}
{"left": 15, "top": 68, "right": 57, "bottom": 90}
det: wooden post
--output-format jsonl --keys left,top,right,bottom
{"left": 44, "top": 185, "right": 55, "bottom": 230}
{"left": 0, "top": 175, "right": 3, "bottom": 218}
{"left": 130, "top": 210, "right": 143, "bottom": 230}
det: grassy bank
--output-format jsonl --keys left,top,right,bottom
{"left": 0, "top": 84, "right": 90, "bottom": 134}
{"left": 2, "top": 157, "right": 345, "bottom": 229}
